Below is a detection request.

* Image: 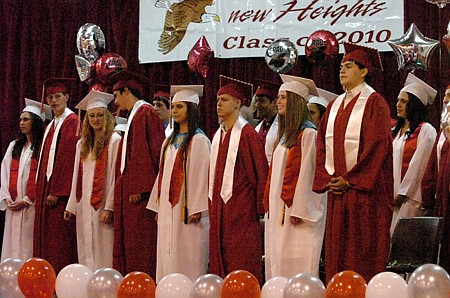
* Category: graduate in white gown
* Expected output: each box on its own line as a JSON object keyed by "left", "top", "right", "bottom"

{"left": 390, "top": 73, "right": 437, "bottom": 235}
{"left": 65, "top": 91, "right": 121, "bottom": 271}
{"left": 264, "top": 75, "right": 326, "bottom": 279}
{"left": 1, "top": 99, "right": 49, "bottom": 261}
{"left": 148, "top": 85, "right": 210, "bottom": 283}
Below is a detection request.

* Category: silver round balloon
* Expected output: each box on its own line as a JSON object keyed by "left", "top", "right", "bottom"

{"left": 265, "top": 38, "right": 298, "bottom": 74}
{"left": 87, "top": 267, "right": 123, "bottom": 298}
{"left": 76, "top": 23, "right": 106, "bottom": 63}
{"left": 284, "top": 273, "right": 326, "bottom": 298}
{"left": 0, "top": 258, "right": 25, "bottom": 298}
{"left": 192, "top": 274, "right": 223, "bottom": 298}
{"left": 407, "top": 264, "right": 450, "bottom": 298}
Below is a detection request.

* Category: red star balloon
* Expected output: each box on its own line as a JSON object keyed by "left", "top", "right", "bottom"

{"left": 187, "top": 35, "right": 214, "bottom": 78}
{"left": 388, "top": 23, "right": 439, "bottom": 71}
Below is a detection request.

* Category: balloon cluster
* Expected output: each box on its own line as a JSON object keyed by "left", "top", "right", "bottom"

{"left": 3, "top": 260, "right": 450, "bottom": 297}
{"left": 388, "top": 23, "right": 439, "bottom": 72}
{"left": 187, "top": 35, "right": 214, "bottom": 79}
{"left": 75, "top": 23, "right": 128, "bottom": 90}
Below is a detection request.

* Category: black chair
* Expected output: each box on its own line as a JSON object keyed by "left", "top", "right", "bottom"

{"left": 387, "top": 217, "right": 443, "bottom": 280}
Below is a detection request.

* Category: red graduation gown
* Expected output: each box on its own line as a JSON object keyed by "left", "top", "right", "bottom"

{"left": 208, "top": 124, "right": 268, "bottom": 285}
{"left": 422, "top": 132, "right": 450, "bottom": 271}
{"left": 33, "top": 113, "right": 79, "bottom": 274}
{"left": 113, "top": 105, "right": 164, "bottom": 279}
{"left": 313, "top": 92, "right": 393, "bottom": 283}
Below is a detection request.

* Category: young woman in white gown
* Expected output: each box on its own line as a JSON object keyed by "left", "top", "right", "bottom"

{"left": 65, "top": 91, "right": 121, "bottom": 271}
{"left": 148, "top": 85, "right": 210, "bottom": 283}
{"left": 1, "top": 99, "right": 48, "bottom": 261}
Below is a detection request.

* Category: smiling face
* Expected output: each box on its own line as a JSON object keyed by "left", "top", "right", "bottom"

{"left": 87, "top": 107, "right": 105, "bottom": 131}
{"left": 276, "top": 90, "right": 288, "bottom": 116}
{"left": 396, "top": 91, "right": 409, "bottom": 119}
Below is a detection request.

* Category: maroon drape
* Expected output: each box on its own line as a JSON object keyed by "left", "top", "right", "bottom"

{"left": 1, "top": 0, "right": 449, "bottom": 156}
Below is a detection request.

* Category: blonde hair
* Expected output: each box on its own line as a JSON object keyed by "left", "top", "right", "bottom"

{"left": 80, "top": 108, "right": 115, "bottom": 160}
{"left": 276, "top": 91, "right": 312, "bottom": 148}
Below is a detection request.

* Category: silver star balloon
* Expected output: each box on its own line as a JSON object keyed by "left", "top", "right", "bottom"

{"left": 388, "top": 23, "right": 439, "bottom": 71}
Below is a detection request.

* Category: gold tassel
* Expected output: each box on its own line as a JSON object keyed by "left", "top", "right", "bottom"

{"left": 280, "top": 204, "right": 285, "bottom": 226}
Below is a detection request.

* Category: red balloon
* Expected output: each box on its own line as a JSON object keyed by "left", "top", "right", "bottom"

{"left": 18, "top": 258, "right": 56, "bottom": 298}
{"left": 95, "top": 53, "right": 128, "bottom": 84}
{"left": 305, "top": 30, "right": 339, "bottom": 65}
{"left": 89, "top": 83, "right": 106, "bottom": 92}
{"left": 221, "top": 270, "right": 260, "bottom": 298}
{"left": 187, "top": 35, "right": 214, "bottom": 78}
{"left": 326, "top": 270, "right": 367, "bottom": 298}
{"left": 117, "top": 271, "right": 156, "bottom": 298}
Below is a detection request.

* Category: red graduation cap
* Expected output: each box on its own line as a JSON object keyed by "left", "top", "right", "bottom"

{"left": 254, "top": 78, "right": 280, "bottom": 100}
{"left": 342, "top": 42, "right": 383, "bottom": 73}
{"left": 217, "top": 75, "right": 254, "bottom": 107}
{"left": 109, "top": 69, "right": 150, "bottom": 98}
{"left": 152, "top": 84, "right": 171, "bottom": 100}
{"left": 39, "top": 77, "right": 75, "bottom": 96}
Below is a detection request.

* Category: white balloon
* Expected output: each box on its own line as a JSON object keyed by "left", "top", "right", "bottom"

{"left": 260, "top": 276, "right": 288, "bottom": 298}
{"left": 56, "top": 264, "right": 93, "bottom": 298}
{"left": 407, "top": 264, "right": 450, "bottom": 298}
{"left": 156, "top": 273, "right": 193, "bottom": 298}
{"left": 284, "top": 273, "right": 326, "bottom": 298}
{"left": 366, "top": 272, "right": 407, "bottom": 298}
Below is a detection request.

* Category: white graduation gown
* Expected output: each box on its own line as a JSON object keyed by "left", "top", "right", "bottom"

{"left": 66, "top": 132, "right": 121, "bottom": 271}
{"left": 390, "top": 122, "right": 437, "bottom": 235}
{"left": 148, "top": 133, "right": 210, "bottom": 283}
{"left": 1, "top": 141, "right": 35, "bottom": 261}
{"left": 265, "top": 128, "right": 326, "bottom": 279}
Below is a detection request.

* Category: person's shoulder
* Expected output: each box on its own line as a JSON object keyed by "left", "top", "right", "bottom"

{"left": 110, "top": 131, "right": 122, "bottom": 142}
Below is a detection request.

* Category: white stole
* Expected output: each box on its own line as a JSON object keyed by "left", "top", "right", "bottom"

{"left": 209, "top": 116, "right": 247, "bottom": 204}
{"left": 437, "top": 132, "right": 445, "bottom": 172}
{"left": 325, "top": 84, "right": 374, "bottom": 175}
{"left": 120, "top": 100, "right": 149, "bottom": 173}
{"left": 39, "top": 108, "right": 74, "bottom": 181}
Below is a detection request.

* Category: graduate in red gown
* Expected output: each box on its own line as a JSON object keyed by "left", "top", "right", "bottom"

{"left": 33, "top": 78, "right": 79, "bottom": 273}
{"left": 110, "top": 70, "right": 165, "bottom": 278}
{"left": 422, "top": 84, "right": 450, "bottom": 272}
{"left": 313, "top": 43, "right": 393, "bottom": 283}
{"left": 209, "top": 77, "right": 268, "bottom": 285}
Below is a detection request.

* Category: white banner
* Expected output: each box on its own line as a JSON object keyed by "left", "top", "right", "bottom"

{"left": 139, "top": 0, "right": 404, "bottom": 64}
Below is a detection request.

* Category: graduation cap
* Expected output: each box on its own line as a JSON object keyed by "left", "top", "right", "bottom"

{"left": 279, "top": 74, "right": 318, "bottom": 99}
{"left": 114, "top": 116, "right": 128, "bottom": 133}
{"left": 109, "top": 69, "right": 150, "bottom": 98}
{"left": 254, "top": 79, "right": 280, "bottom": 100}
{"left": 342, "top": 42, "right": 383, "bottom": 73}
{"left": 75, "top": 90, "right": 115, "bottom": 111}
{"left": 24, "top": 98, "right": 52, "bottom": 121}
{"left": 308, "top": 88, "right": 337, "bottom": 108}
{"left": 39, "top": 77, "right": 75, "bottom": 97}
{"left": 217, "top": 75, "right": 254, "bottom": 107}
{"left": 153, "top": 84, "right": 171, "bottom": 99}
{"left": 170, "top": 85, "right": 204, "bottom": 105}
{"left": 400, "top": 73, "right": 437, "bottom": 106}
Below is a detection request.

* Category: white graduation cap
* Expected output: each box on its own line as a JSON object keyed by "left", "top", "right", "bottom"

{"left": 170, "top": 85, "right": 204, "bottom": 105}
{"left": 23, "top": 98, "right": 52, "bottom": 121}
{"left": 400, "top": 73, "right": 437, "bottom": 106}
{"left": 114, "top": 116, "right": 128, "bottom": 133}
{"left": 308, "top": 88, "right": 338, "bottom": 108}
{"left": 75, "top": 90, "right": 114, "bottom": 111}
{"left": 279, "top": 74, "right": 318, "bottom": 99}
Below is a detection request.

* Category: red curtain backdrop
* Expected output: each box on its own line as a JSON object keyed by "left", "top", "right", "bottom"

{"left": 1, "top": 0, "right": 449, "bottom": 154}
